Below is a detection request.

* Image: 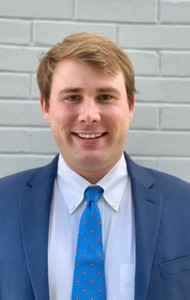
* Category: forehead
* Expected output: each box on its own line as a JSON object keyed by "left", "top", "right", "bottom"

{"left": 52, "top": 58, "right": 125, "bottom": 88}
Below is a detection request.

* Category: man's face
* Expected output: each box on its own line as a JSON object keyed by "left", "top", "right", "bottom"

{"left": 41, "top": 58, "right": 135, "bottom": 182}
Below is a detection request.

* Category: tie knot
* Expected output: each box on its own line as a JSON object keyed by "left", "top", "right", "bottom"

{"left": 84, "top": 185, "right": 104, "bottom": 203}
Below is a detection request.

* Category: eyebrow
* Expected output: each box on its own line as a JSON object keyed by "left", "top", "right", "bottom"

{"left": 96, "top": 87, "right": 120, "bottom": 95}
{"left": 58, "top": 88, "right": 84, "bottom": 96}
{"left": 58, "top": 86, "right": 120, "bottom": 96}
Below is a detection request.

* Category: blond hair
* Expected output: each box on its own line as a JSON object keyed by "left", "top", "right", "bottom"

{"left": 37, "top": 32, "right": 135, "bottom": 107}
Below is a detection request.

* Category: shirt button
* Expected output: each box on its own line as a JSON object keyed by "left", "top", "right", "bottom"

{"left": 70, "top": 204, "right": 75, "bottom": 211}
{"left": 111, "top": 202, "right": 118, "bottom": 209}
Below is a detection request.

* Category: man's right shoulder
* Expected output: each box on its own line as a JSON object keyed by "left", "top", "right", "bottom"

{"left": 0, "top": 167, "right": 43, "bottom": 193}
{"left": 0, "top": 155, "right": 59, "bottom": 194}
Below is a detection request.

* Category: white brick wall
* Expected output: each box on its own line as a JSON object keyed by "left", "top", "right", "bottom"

{"left": 0, "top": 0, "right": 190, "bottom": 182}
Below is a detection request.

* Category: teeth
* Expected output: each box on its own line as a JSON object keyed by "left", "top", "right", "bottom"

{"left": 77, "top": 133, "right": 102, "bottom": 139}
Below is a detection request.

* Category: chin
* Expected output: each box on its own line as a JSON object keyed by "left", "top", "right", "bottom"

{"left": 76, "top": 155, "right": 106, "bottom": 168}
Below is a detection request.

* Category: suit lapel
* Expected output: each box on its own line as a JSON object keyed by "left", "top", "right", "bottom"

{"left": 18, "top": 156, "right": 58, "bottom": 300}
{"left": 125, "top": 153, "right": 163, "bottom": 300}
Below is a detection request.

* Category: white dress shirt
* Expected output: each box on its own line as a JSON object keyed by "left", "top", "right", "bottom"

{"left": 48, "top": 154, "right": 135, "bottom": 300}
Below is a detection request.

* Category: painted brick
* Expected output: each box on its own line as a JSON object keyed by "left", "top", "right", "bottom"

{"left": 34, "top": 21, "right": 116, "bottom": 46}
{"left": 126, "top": 50, "right": 159, "bottom": 76}
{"left": 0, "top": 0, "right": 73, "bottom": 19}
{"left": 136, "top": 78, "right": 190, "bottom": 102}
{"left": 32, "top": 75, "right": 40, "bottom": 99}
{"left": 0, "top": 19, "right": 30, "bottom": 44}
{"left": 161, "top": 51, "right": 190, "bottom": 76}
{"left": 126, "top": 132, "right": 190, "bottom": 156}
{"left": 161, "top": 1, "right": 190, "bottom": 24}
{"left": 158, "top": 158, "right": 190, "bottom": 182}
{"left": 0, "top": 155, "right": 54, "bottom": 178}
{"left": 0, "top": 129, "right": 29, "bottom": 152}
{"left": 0, "top": 46, "right": 44, "bottom": 72}
{"left": 76, "top": 0, "right": 156, "bottom": 23}
{"left": 160, "top": 106, "right": 190, "bottom": 130}
{"left": 131, "top": 105, "right": 159, "bottom": 129}
{"left": 118, "top": 25, "right": 190, "bottom": 49}
{"left": 0, "top": 101, "right": 45, "bottom": 126}
{"left": 29, "top": 129, "right": 58, "bottom": 154}
{"left": 0, "top": 74, "right": 30, "bottom": 98}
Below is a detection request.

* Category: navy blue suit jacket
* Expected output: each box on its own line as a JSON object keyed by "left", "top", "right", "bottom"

{"left": 0, "top": 153, "right": 190, "bottom": 300}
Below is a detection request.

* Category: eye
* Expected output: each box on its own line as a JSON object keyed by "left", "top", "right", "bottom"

{"left": 98, "top": 94, "right": 113, "bottom": 101}
{"left": 66, "top": 95, "right": 81, "bottom": 102}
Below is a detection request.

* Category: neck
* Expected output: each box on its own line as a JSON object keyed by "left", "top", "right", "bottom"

{"left": 68, "top": 160, "right": 121, "bottom": 184}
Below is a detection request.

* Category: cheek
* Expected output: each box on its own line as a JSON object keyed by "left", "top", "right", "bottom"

{"left": 51, "top": 107, "right": 71, "bottom": 124}
{"left": 111, "top": 107, "right": 130, "bottom": 124}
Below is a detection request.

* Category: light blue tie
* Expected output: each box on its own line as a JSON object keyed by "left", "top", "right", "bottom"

{"left": 72, "top": 185, "right": 106, "bottom": 300}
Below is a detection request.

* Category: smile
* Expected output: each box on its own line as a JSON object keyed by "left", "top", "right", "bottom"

{"left": 76, "top": 133, "right": 104, "bottom": 139}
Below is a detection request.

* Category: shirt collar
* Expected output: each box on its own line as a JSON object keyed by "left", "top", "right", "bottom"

{"left": 98, "top": 155, "right": 128, "bottom": 212}
{"left": 57, "top": 154, "right": 128, "bottom": 214}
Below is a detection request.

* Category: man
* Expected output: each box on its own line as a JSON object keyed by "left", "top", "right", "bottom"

{"left": 0, "top": 32, "right": 190, "bottom": 300}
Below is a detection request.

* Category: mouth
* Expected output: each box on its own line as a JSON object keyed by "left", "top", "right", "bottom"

{"left": 73, "top": 133, "right": 106, "bottom": 139}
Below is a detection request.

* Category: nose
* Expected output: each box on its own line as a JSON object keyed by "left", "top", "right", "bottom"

{"left": 78, "top": 99, "right": 101, "bottom": 124}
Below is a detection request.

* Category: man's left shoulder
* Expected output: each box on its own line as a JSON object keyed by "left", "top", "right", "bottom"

{"left": 125, "top": 152, "right": 190, "bottom": 195}
{"left": 144, "top": 167, "right": 190, "bottom": 201}
{"left": 150, "top": 167, "right": 189, "bottom": 188}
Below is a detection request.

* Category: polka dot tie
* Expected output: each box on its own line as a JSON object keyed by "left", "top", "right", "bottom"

{"left": 71, "top": 185, "right": 106, "bottom": 300}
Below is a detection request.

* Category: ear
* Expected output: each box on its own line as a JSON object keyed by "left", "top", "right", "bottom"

{"left": 129, "top": 94, "right": 135, "bottom": 122}
{"left": 40, "top": 96, "right": 50, "bottom": 124}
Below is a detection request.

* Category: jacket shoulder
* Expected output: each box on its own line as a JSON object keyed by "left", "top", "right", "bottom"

{"left": 0, "top": 167, "right": 44, "bottom": 192}
{"left": 124, "top": 152, "right": 190, "bottom": 195}
{"left": 0, "top": 155, "right": 59, "bottom": 193}
{"left": 146, "top": 167, "right": 190, "bottom": 193}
